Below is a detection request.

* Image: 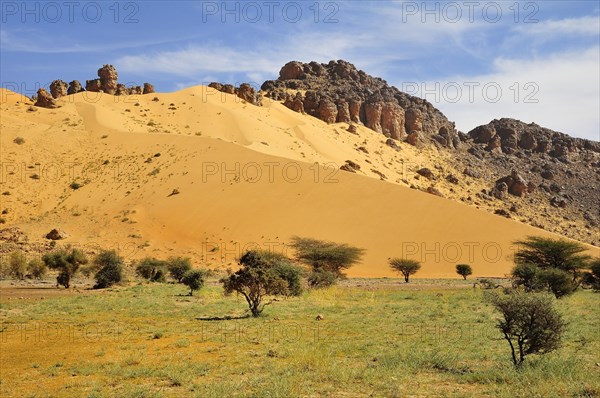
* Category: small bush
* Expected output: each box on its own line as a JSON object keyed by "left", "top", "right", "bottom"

{"left": 70, "top": 182, "right": 82, "bottom": 190}
{"left": 181, "top": 269, "right": 206, "bottom": 296}
{"left": 456, "top": 264, "right": 473, "bottom": 280}
{"left": 135, "top": 257, "right": 166, "bottom": 282}
{"left": 487, "top": 291, "right": 565, "bottom": 366}
{"left": 582, "top": 258, "right": 600, "bottom": 291}
{"left": 512, "top": 263, "right": 577, "bottom": 298}
{"left": 538, "top": 268, "right": 577, "bottom": 298}
{"left": 166, "top": 257, "right": 192, "bottom": 282}
{"left": 93, "top": 250, "right": 124, "bottom": 289}
{"left": 307, "top": 268, "right": 337, "bottom": 288}
{"left": 13, "top": 137, "right": 25, "bottom": 145}
{"left": 9, "top": 251, "right": 27, "bottom": 280}
{"left": 43, "top": 248, "right": 88, "bottom": 288}
{"left": 27, "top": 259, "right": 47, "bottom": 279}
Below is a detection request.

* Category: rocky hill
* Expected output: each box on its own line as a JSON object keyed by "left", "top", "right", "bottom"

{"left": 20, "top": 61, "right": 600, "bottom": 247}
{"left": 257, "top": 60, "right": 600, "bottom": 245}
{"left": 261, "top": 60, "right": 460, "bottom": 148}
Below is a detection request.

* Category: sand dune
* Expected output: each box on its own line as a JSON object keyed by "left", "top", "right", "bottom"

{"left": 1, "top": 87, "right": 597, "bottom": 278}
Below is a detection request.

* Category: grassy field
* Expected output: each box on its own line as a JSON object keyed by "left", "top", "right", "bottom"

{"left": 1, "top": 279, "right": 599, "bottom": 397}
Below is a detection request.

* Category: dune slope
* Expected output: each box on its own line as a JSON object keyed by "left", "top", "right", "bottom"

{"left": 1, "top": 87, "right": 597, "bottom": 277}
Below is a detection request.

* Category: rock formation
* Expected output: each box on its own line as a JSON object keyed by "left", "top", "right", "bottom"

{"left": 49, "top": 65, "right": 155, "bottom": 97}
{"left": 67, "top": 80, "right": 84, "bottom": 95}
{"left": 143, "top": 83, "right": 155, "bottom": 94}
{"left": 467, "top": 118, "right": 600, "bottom": 157}
{"left": 34, "top": 88, "right": 59, "bottom": 108}
{"left": 262, "top": 60, "right": 457, "bottom": 147}
{"left": 97, "top": 64, "right": 118, "bottom": 95}
{"left": 49, "top": 80, "right": 67, "bottom": 99}
{"left": 209, "top": 82, "right": 262, "bottom": 106}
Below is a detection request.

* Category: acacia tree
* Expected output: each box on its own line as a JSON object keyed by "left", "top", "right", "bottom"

{"left": 512, "top": 236, "right": 590, "bottom": 298}
{"left": 182, "top": 269, "right": 205, "bottom": 296}
{"left": 43, "top": 248, "right": 88, "bottom": 288}
{"left": 514, "top": 236, "right": 589, "bottom": 280}
{"left": 221, "top": 250, "right": 302, "bottom": 317}
{"left": 167, "top": 257, "right": 192, "bottom": 282}
{"left": 488, "top": 291, "right": 565, "bottom": 366}
{"left": 456, "top": 264, "right": 473, "bottom": 280}
{"left": 389, "top": 258, "right": 421, "bottom": 283}
{"left": 290, "top": 236, "right": 365, "bottom": 283}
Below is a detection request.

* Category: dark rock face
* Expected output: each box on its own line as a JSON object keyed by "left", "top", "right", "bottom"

{"left": 67, "top": 80, "right": 84, "bottom": 95}
{"left": 49, "top": 80, "right": 67, "bottom": 99}
{"left": 262, "top": 60, "right": 457, "bottom": 147}
{"left": 417, "top": 168, "right": 434, "bottom": 179}
{"left": 468, "top": 118, "right": 600, "bottom": 156}
{"left": 284, "top": 92, "right": 305, "bottom": 113}
{"left": 496, "top": 170, "right": 529, "bottom": 197}
{"left": 34, "top": 88, "right": 59, "bottom": 108}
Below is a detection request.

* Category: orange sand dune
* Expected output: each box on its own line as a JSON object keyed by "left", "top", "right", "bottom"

{"left": 1, "top": 88, "right": 597, "bottom": 278}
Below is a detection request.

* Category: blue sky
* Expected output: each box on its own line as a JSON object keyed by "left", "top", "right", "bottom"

{"left": 1, "top": 1, "right": 599, "bottom": 140}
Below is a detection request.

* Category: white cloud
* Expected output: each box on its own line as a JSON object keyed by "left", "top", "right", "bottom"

{"left": 404, "top": 47, "right": 600, "bottom": 140}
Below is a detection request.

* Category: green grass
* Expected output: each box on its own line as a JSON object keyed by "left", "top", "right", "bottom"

{"left": 0, "top": 281, "right": 598, "bottom": 397}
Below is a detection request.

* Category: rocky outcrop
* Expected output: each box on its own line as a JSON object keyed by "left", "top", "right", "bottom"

{"left": 143, "top": 83, "right": 155, "bottom": 94}
{"left": 53, "top": 65, "right": 154, "bottom": 97}
{"left": 262, "top": 60, "right": 457, "bottom": 147}
{"left": 50, "top": 80, "right": 67, "bottom": 99}
{"left": 67, "top": 80, "right": 84, "bottom": 95}
{"left": 85, "top": 78, "right": 101, "bottom": 92}
{"left": 97, "top": 64, "right": 118, "bottom": 95}
{"left": 468, "top": 118, "right": 600, "bottom": 156}
{"left": 236, "top": 83, "right": 262, "bottom": 106}
{"left": 284, "top": 92, "right": 305, "bottom": 113}
{"left": 209, "top": 82, "right": 262, "bottom": 106}
{"left": 496, "top": 170, "right": 529, "bottom": 197}
{"left": 34, "top": 88, "right": 59, "bottom": 108}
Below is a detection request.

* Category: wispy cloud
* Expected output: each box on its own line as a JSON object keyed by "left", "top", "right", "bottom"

{"left": 0, "top": 29, "right": 192, "bottom": 54}
{"left": 513, "top": 15, "right": 600, "bottom": 37}
{"left": 412, "top": 46, "right": 600, "bottom": 140}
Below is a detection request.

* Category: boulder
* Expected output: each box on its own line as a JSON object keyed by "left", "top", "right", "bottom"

{"left": 34, "top": 89, "right": 59, "bottom": 108}
{"left": 46, "top": 229, "right": 68, "bottom": 240}
{"left": 279, "top": 61, "right": 305, "bottom": 80}
{"left": 67, "top": 80, "right": 84, "bottom": 95}
{"left": 143, "top": 83, "right": 155, "bottom": 94}
{"left": 49, "top": 80, "right": 67, "bottom": 99}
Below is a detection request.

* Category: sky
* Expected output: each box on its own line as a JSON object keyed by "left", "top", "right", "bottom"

{"left": 1, "top": 1, "right": 599, "bottom": 140}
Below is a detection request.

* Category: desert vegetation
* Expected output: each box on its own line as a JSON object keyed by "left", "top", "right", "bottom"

{"left": 0, "top": 235, "right": 598, "bottom": 396}
{"left": 389, "top": 258, "right": 421, "bottom": 282}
